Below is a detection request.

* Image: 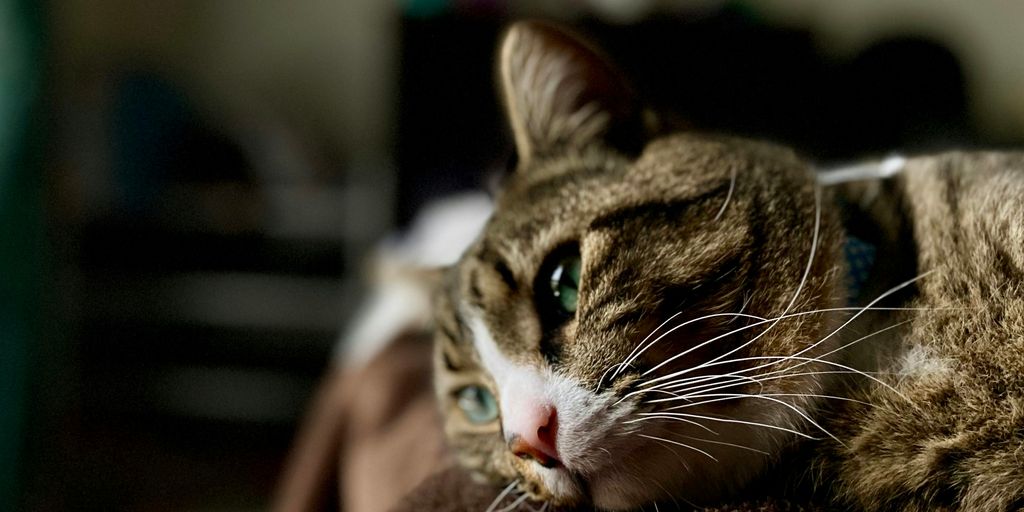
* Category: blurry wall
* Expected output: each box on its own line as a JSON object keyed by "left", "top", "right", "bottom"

{"left": 756, "top": 0, "right": 1024, "bottom": 142}
{"left": 1, "top": 1, "right": 42, "bottom": 510}
{"left": 29, "top": 1, "right": 402, "bottom": 511}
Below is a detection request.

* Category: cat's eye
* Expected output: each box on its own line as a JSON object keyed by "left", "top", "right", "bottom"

{"left": 549, "top": 253, "right": 582, "bottom": 314}
{"left": 456, "top": 385, "right": 499, "bottom": 424}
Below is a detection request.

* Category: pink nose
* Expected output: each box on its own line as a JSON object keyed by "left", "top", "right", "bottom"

{"left": 506, "top": 404, "right": 560, "bottom": 467}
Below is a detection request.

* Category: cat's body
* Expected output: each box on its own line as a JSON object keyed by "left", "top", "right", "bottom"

{"left": 432, "top": 21, "right": 1024, "bottom": 511}
{"left": 823, "top": 153, "right": 1024, "bottom": 510}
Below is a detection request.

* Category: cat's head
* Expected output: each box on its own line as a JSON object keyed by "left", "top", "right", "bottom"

{"left": 433, "top": 21, "right": 846, "bottom": 509}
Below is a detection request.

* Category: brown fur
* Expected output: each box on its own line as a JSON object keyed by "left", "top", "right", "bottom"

{"left": 821, "top": 153, "right": 1024, "bottom": 511}
{"left": 433, "top": 21, "right": 1024, "bottom": 511}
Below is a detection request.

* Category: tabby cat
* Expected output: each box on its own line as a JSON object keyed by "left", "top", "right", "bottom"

{"left": 432, "top": 21, "right": 1024, "bottom": 511}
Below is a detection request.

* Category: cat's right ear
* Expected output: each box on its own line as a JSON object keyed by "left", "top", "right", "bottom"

{"left": 498, "top": 21, "right": 645, "bottom": 168}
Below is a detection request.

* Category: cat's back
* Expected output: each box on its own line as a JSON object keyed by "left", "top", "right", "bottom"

{"left": 900, "top": 151, "right": 1024, "bottom": 299}
{"left": 829, "top": 150, "right": 1024, "bottom": 511}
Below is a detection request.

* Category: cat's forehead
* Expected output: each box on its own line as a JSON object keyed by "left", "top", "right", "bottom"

{"left": 483, "top": 135, "right": 754, "bottom": 253}
{"left": 500, "top": 134, "right": 758, "bottom": 203}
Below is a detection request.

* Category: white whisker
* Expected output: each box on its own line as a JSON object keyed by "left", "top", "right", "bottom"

{"left": 662, "top": 187, "right": 820, "bottom": 390}
{"left": 645, "top": 317, "right": 915, "bottom": 398}
{"left": 783, "top": 186, "right": 821, "bottom": 314}
{"left": 627, "top": 414, "right": 720, "bottom": 435}
{"left": 485, "top": 480, "right": 519, "bottom": 512}
{"left": 633, "top": 412, "right": 817, "bottom": 439}
{"left": 637, "top": 292, "right": 935, "bottom": 393}
{"left": 714, "top": 166, "right": 738, "bottom": 222}
{"left": 639, "top": 434, "right": 718, "bottom": 462}
{"left": 496, "top": 492, "right": 530, "bottom": 512}
{"left": 685, "top": 275, "right": 934, "bottom": 403}
{"left": 653, "top": 392, "right": 846, "bottom": 445}
{"left": 709, "top": 393, "right": 838, "bottom": 444}
{"left": 654, "top": 373, "right": 765, "bottom": 396}
{"left": 662, "top": 369, "right": 876, "bottom": 396}
{"left": 664, "top": 391, "right": 870, "bottom": 407}
{"left": 766, "top": 272, "right": 936, "bottom": 390}
{"left": 609, "top": 310, "right": 687, "bottom": 383}
{"left": 676, "top": 433, "right": 770, "bottom": 455}
{"left": 664, "top": 354, "right": 877, "bottom": 388}
{"left": 613, "top": 311, "right": 766, "bottom": 385}
{"left": 643, "top": 187, "right": 820, "bottom": 392}
{"left": 758, "top": 319, "right": 913, "bottom": 381}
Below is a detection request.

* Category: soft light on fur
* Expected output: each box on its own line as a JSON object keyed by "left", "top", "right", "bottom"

{"left": 433, "top": 21, "right": 1024, "bottom": 511}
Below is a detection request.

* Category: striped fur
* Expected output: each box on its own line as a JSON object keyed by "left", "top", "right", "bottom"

{"left": 433, "top": 21, "right": 1024, "bottom": 511}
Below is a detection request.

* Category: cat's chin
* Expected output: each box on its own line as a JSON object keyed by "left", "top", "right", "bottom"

{"left": 588, "top": 480, "right": 650, "bottom": 511}
{"left": 528, "top": 465, "right": 586, "bottom": 506}
{"left": 585, "top": 468, "right": 689, "bottom": 511}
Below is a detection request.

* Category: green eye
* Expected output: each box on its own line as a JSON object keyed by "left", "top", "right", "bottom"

{"left": 456, "top": 385, "right": 499, "bottom": 424}
{"left": 549, "top": 254, "right": 581, "bottom": 314}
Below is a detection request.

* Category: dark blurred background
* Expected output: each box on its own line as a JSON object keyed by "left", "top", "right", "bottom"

{"left": 2, "top": 0, "right": 1023, "bottom": 510}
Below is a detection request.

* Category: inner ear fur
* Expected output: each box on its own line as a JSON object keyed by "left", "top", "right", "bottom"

{"left": 498, "top": 21, "right": 645, "bottom": 167}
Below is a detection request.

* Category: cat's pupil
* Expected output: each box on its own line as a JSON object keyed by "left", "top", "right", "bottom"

{"left": 456, "top": 385, "right": 499, "bottom": 424}
{"left": 549, "top": 254, "right": 581, "bottom": 314}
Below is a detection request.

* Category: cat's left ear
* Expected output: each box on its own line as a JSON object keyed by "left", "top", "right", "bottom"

{"left": 498, "top": 21, "right": 645, "bottom": 167}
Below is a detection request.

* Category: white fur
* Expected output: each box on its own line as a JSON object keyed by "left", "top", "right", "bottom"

{"left": 899, "top": 344, "right": 952, "bottom": 379}
{"left": 467, "top": 312, "right": 626, "bottom": 498}
{"left": 817, "top": 155, "right": 906, "bottom": 186}
{"left": 337, "top": 193, "right": 492, "bottom": 367}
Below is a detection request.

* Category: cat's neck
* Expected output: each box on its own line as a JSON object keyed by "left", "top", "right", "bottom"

{"left": 826, "top": 172, "right": 920, "bottom": 371}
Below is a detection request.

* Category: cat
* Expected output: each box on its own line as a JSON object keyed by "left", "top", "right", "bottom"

{"left": 432, "top": 20, "right": 1024, "bottom": 511}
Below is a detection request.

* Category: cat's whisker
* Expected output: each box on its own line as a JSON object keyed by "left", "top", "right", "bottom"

{"left": 611, "top": 311, "right": 767, "bottom": 385}
{"left": 658, "top": 322, "right": 914, "bottom": 398}
{"left": 761, "top": 272, "right": 937, "bottom": 392}
{"left": 755, "top": 320, "right": 913, "bottom": 383}
{"left": 638, "top": 434, "right": 718, "bottom": 462}
{"left": 642, "top": 388, "right": 687, "bottom": 400}
{"left": 714, "top": 165, "right": 738, "bottom": 222}
{"left": 609, "top": 310, "right": 687, "bottom": 383}
{"left": 630, "top": 412, "right": 818, "bottom": 440}
{"left": 661, "top": 369, "right": 875, "bottom": 397}
{"left": 653, "top": 373, "right": 765, "bottom": 396}
{"left": 628, "top": 414, "right": 720, "bottom": 435}
{"left": 784, "top": 185, "right": 821, "bottom": 314}
{"left": 675, "top": 433, "right": 770, "bottom": 456}
{"left": 619, "top": 308, "right": 904, "bottom": 406}
{"left": 637, "top": 434, "right": 694, "bottom": 476}
{"left": 658, "top": 392, "right": 845, "bottom": 446}
{"left": 596, "top": 363, "right": 626, "bottom": 393}
{"left": 484, "top": 480, "right": 520, "bottom": 512}
{"left": 522, "top": 501, "right": 547, "bottom": 512}
{"left": 735, "top": 291, "right": 753, "bottom": 320}
{"left": 637, "top": 289, "right": 936, "bottom": 391}
{"left": 704, "top": 185, "right": 820, "bottom": 374}
{"left": 635, "top": 203, "right": 928, "bottom": 406}
{"left": 636, "top": 308, "right": 838, "bottom": 384}
{"left": 662, "top": 354, "right": 877, "bottom": 387}
{"left": 495, "top": 492, "right": 530, "bottom": 512}
{"left": 647, "top": 317, "right": 915, "bottom": 397}
{"left": 661, "top": 392, "right": 871, "bottom": 408}
{"left": 655, "top": 353, "right": 899, "bottom": 404}
{"left": 623, "top": 297, "right": 933, "bottom": 400}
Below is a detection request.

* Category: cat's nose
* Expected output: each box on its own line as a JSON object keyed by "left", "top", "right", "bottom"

{"left": 506, "top": 404, "right": 560, "bottom": 467}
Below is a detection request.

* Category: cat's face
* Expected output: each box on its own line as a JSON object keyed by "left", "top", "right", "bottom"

{"left": 433, "top": 22, "right": 846, "bottom": 509}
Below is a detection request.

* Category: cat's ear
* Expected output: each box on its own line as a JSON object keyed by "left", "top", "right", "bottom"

{"left": 498, "top": 21, "right": 644, "bottom": 167}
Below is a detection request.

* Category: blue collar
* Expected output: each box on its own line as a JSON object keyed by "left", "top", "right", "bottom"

{"left": 844, "top": 235, "right": 876, "bottom": 304}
